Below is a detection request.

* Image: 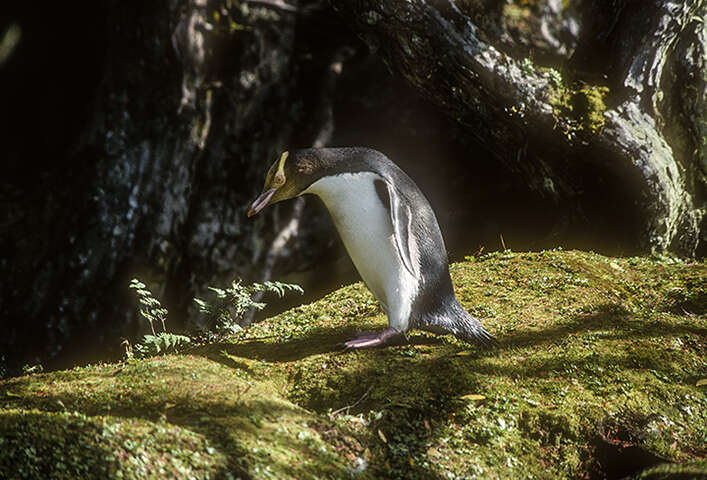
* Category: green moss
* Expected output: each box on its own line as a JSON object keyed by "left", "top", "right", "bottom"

{"left": 0, "top": 356, "right": 357, "bottom": 479}
{"left": 578, "top": 85, "right": 610, "bottom": 133}
{"left": 550, "top": 83, "right": 610, "bottom": 136}
{"left": 1, "top": 250, "right": 705, "bottom": 479}
{"left": 0, "top": 409, "right": 225, "bottom": 480}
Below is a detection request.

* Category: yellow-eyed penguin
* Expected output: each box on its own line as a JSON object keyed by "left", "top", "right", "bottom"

{"left": 247, "top": 147, "right": 494, "bottom": 349}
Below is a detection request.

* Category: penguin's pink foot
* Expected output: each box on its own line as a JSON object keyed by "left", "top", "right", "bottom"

{"left": 343, "top": 327, "right": 405, "bottom": 349}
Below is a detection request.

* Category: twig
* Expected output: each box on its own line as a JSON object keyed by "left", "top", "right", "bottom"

{"left": 331, "top": 385, "right": 373, "bottom": 416}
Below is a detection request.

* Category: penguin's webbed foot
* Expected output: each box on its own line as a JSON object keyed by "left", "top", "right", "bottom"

{"left": 343, "top": 327, "right": 405, "bottom": 349}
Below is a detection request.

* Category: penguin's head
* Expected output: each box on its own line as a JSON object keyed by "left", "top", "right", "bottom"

{"left": 247, "top": 150, "right": 323, "bottom": 217}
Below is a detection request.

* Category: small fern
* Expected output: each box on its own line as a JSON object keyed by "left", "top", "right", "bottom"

{"left": 129, "top": 278, "right": 190, "bottom": 358}
{"left": 129, "top": 279, "right": 168, "bottom": 335}
{"left": 194, "top": 280, "right": 303, "bottom": 336}
{"left": 134, "top": 333, "right": 192, "bottom": 358}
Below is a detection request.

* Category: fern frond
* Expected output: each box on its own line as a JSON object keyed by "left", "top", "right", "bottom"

{"left": 193, "top": 278, "right": 302, "bottom": 338}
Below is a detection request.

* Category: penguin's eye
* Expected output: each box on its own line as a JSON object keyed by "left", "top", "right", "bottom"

{"left": 273, "top": 174, "right": 286, "bottom": 187}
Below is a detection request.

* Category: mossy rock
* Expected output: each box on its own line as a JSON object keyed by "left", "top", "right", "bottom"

{"left": 1, "top": 250, "right": 705, "bottom": 479}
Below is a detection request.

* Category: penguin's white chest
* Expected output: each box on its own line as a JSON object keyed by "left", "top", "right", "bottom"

{"left": 303, "top": 172, "right": 417, "bottom": 330}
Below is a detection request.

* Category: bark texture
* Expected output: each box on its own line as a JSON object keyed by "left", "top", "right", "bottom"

{"left": 1, "top": 0, "right": 326, "bottom": 370}
{"left": 331, "top": 0, "right": 706, "bottom": 254}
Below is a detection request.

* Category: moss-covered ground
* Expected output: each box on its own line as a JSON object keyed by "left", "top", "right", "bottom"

{"left": 1, "top": 250, "right": 705, "bottom": 479}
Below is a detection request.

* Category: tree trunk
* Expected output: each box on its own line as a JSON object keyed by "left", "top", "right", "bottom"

{"left": 0, "top": 0, "right": 335, "bottom": 372}
{"left": 330, "top": 0, "right": 706, "bottom": 255}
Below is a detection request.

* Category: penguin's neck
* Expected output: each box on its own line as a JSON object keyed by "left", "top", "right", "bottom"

{"left": 303, "top": 171, "right": 384, "bottom": 229}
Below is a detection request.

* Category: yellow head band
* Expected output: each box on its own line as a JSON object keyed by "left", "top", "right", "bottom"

{"left": 276, "top": 151, "right": 289, "bottom": 177}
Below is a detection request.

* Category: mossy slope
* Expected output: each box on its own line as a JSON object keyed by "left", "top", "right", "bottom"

{"left": 1, "top": 250, "right": 705, "bottom": 479}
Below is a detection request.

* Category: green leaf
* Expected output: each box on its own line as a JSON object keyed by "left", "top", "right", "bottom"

{"left": 208, "top": 287, "right": 227, "bottom": 297}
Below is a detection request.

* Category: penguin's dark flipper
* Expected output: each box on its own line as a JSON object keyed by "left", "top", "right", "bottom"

{"left": 343, "top": 328, "right": 406, "bottom": 349}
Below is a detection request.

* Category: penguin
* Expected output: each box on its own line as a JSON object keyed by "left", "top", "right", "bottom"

{"left": 247, "top": 147, "right": 494, "bottom": 349}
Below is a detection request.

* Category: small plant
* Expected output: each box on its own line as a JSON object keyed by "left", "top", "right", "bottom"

{"left": 129, "top": 278, "right": 190, "bottom": 357}
{"left": 194, "top": 280, "right": 303, "bottom": 336}
{"left": 547, "top": 68, "right": 563, "bottom": 87}
{"left": 129, "top": 279, "right": 168, "bottom": 335}
{"left": 134, "top": 333, "right": 192, "bottom": 358}
{"left": 22, "top": 364, "right": 43, "bottom": 375}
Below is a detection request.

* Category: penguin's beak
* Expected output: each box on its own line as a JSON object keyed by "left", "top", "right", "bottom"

{"left": 247, "top": 187, "right": 278, "bottom": 217}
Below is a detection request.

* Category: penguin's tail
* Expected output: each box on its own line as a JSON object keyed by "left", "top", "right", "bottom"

{"left": 421, "top": 300, "right": 497, "bottom": 349}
